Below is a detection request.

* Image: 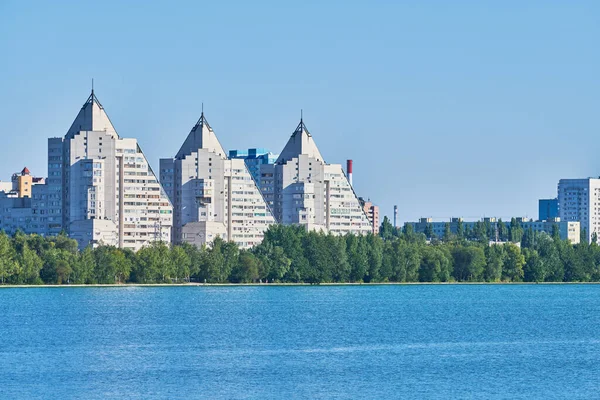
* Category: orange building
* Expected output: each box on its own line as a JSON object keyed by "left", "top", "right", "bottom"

{"left": 10, "top": 167, "right": 44, "bottom": 198}
{"left": 16, "top": 167, "right": 32, "bottom": 198}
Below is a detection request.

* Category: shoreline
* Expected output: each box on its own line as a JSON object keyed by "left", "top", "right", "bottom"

{"left": 1, "top": 281, "right": 600, "bottom": 288}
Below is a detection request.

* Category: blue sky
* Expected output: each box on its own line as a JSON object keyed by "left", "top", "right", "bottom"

{"left": 1, "top": 1, "right": 598, "bottom": 224}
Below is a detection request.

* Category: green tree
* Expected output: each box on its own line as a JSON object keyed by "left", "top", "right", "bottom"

{"left": 484, "top": 245, "right": 504, "bottom": 282}
{"left": 496, "top": 219, "right": 507, "bottom": 241}
{"left": 537, "top": 234, "right": 563, "bottom": 282}
{"left": 15, "top": 242, "right": 43, "bottom": 284}
{"left": 73, "top": 246, "right": 96, "bottom": 284}
{"left": 179, "top": 242, "right": 206, "bottom": 281}
{"left": 347, "top": 234, "right": 368, "bottom": 282}
{"left": 442, "top": 223, "right": 453, "bottom": 243}
{"left": 365, "top": 234, "right": 383, "bottom": 282}
{"left": 94, "top": 246, "right": 119, "bottom": 284}
{"left": 171, "top": 245, "right": 192, "bottom": 282}
{"left": 551, "top": 224, "right": 560, "bottom": 241}
{"left": 254, "top": 243, "right": 291, "bottom": 282}
{"left": 523, "top": 248, "right": 544, "bottom": 282}
{"left": 230, "top": 250, "right": 260, "bottom": 283}
{"left": 509, "top": 218, "right": 524, "bottom": 243}
{"left": 220, "top": 241, "right": 239, "bottom": 282}
{"left": 380, "top": 241, "right": 394, "bottom": 281}
{"left": 328, "top": 235, "right": 349, "bottom": 282}
{"left": 473, "top": 221, "right": 488, "bottom": 244}
{"left": 262, "top": 225, "right": 307, "bottom": 282}
{"left": 379, "top": 216, "right": 394, "bottom": 241}
{"left": 0, "top": 232, "right": 18, "bottom": 284}
{"left": 424, "top": 223, "right": 434, "bottom": 240}
{"left": 301, "top": 231, "right": 330, "bottom": 283}
{"left": 113, "top": 249, "right": 132, "bottom": 283}
{"left": 451, "top": 245, "right": 485, "bottom": 281}
{"left": 456, "top": 220, "right": 464, "bottom": 240}
{"left": 419, "top": 246, "right": 452, "bottom": 282}
{"left": 404, "top": 243, "right": 422, "bottom": 282}
{"left": 502, "top": 243, "right": 525, "bottom": 282}
{"left": 55, "top": 259, "right": 73, "bottom": 284}
{"left": 561, "top": 241, "right": 591, "bottom": 282}
{"left": 580, "top": 228, "right": 588, "bottom": 245}
{"left": 40, "top": 248, "right": 75, "bottom": 284}
{"left": 52, "top": 233, "right": 79, "bottom": 254}
{"left": 134, "top": 245, "right": 162, "bottom": 283}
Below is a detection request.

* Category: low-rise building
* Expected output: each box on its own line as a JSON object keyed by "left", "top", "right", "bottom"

{"left": 539, "top": 198, "right": 559, "bottom": 221}
{"left": 0, "top": 168, "right": 49, "bottom": 236}
{"left": 404, "top": 217, "right": 580, "bottom": 244}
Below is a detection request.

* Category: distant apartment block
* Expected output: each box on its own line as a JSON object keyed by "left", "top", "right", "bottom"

{"left": 539, "top": 198, "right": 559, "bottom": 221}
{"left": 558, "top": 178, "right": 600, "bottom": 243}
{"left": 228, "top": 148, "right": 278, "bottom": 184}
{"left": 523, "top": 218, "right": 579, "bottom": 243}
{"left": 359, "top": 197, "right": 380, "bottom": 235}
{"left": 405, "top": 217, "right": 580, "bottom": 244}
{"left": 0, "top": 168, "right": 48, "bottom": 236}
{"left": 160, "top": 113, "right": 275, "bottom": 249}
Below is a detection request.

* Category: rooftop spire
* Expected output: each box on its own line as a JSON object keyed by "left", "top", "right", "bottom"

{"left": 275, "top": 116, "right": 325, "bottom": 164}
{"left": 174, "top": 110, "right": 226, "bottom": 160}
{"left": 64, "top": 89, "right": 117, "bottom": 139}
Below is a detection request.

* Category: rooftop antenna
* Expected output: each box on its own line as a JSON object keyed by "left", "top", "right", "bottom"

{"left": 202, "top": 102, "right": 204, "bottom": 116}
{"left": 300, "top": 109, "right": 303, "bottom": 123}
{"left": 91, "top": 78, "right": 94, "bottom": 96}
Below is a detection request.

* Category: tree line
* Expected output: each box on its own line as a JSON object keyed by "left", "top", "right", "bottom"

{"left": 0, "top": 218, "right": 599, "bottom": 285}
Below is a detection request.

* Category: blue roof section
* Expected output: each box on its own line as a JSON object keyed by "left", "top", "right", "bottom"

{"left": 229, "top": 148, "right": 277, "bottom": 159}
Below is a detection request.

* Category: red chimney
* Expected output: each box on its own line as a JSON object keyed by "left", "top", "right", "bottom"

{"left": 347, "top": 160, "right": 353, "bottom": 186}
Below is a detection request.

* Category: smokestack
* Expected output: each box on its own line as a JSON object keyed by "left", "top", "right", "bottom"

{"left": 394, "top": 205, "right": 398, "bottom": 228}
{"left": 347, "top": 159, "right": 353, "bottom": 186}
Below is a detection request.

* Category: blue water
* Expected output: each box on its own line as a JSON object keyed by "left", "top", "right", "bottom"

{"left": 1, "top": 285, "right": 599, "bottom": 399}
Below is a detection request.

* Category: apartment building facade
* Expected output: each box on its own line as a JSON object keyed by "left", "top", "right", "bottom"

{"left": 160, "top": 112, "right": 275, "bottom": 249}
{"left": 258, "top": 119, "right": 372, "bottom": 235}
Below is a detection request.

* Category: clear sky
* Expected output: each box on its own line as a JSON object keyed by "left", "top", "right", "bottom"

{"left": 1, "top": 1, "right": 598, "bottom": 224}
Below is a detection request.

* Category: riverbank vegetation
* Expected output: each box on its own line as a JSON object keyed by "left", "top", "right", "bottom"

{"left": 1, "top": 218, "right": 600, "bottom": 285}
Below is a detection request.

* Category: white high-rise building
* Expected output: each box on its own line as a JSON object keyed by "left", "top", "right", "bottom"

{"left": 558, "top": 178, "right": 600, "bottom": 242}
{"left": 50, "top": 91, "right": 173, "bottom": 250}
{"left": 258, "top": 119, "right": 372, "bottom": 235}
{"left": 160, "top": 112, "right": 275, "bottom": 249}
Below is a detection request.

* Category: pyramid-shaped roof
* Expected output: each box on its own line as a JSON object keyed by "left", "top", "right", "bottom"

{"left": 65, "top": 91, "right": 118, "bottom": 139}
{"left": 276, "top": 119, "right": 325, "bottom": 164}
{"left": 175, "top": 112, "right": 226, "bottom": 160}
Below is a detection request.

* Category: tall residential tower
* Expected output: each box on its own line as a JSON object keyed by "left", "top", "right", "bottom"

{"left": 160, "top": 112, "right": 275, "bottom": 249}
{"left": 258, "top": 119, "right": 372, "bottom": 235}
{"left": 49, "top": 91, "right": 173, "bottom": 250}
{"left": 558, "top": 178, "right": 600, "bottom": 243}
